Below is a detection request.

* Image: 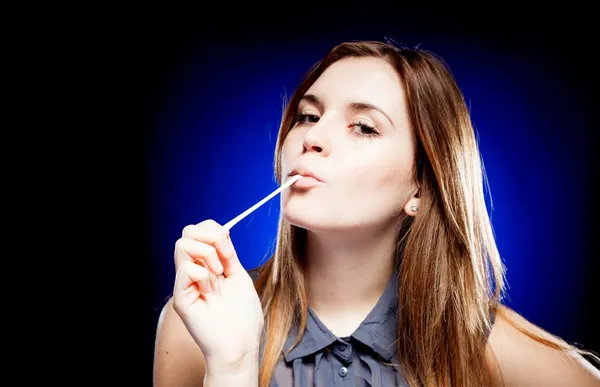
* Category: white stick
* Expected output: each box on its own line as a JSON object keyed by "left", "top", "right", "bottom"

{"left": 223, "top": 174, "right": 302, "bottom": 231}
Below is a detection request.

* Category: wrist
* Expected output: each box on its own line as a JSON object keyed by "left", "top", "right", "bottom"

{"left": 204, "top": 350, "right": 259, "bottom": 387}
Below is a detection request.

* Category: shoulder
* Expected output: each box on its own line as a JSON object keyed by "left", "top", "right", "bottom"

{"left": 485, "top": 304, "right": 600, "bottom": 387}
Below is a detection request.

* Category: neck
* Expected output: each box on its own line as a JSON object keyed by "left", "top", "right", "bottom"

{"left": 305, "top": 225, "right": 398, "bottom": 320}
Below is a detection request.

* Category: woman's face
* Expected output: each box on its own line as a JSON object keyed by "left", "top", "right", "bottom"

{"left": 280, "top": 56, "right": 418, "bottom": 233}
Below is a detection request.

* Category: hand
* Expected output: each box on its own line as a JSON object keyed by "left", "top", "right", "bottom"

{"left": 172, "top": 219, "right": 264, "bottom": 370}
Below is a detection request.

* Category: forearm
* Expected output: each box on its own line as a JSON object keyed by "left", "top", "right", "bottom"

{"left": 203, "top": 352, "right": 259, "bottom": 387}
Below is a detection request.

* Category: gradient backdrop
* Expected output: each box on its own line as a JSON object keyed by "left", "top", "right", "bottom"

{"left": 140, "top": 21, "right": 597, "bottom": 383}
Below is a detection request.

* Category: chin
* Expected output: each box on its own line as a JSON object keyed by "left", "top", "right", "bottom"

{"left": 280, "top": 200, "right": 338, "bottom": 231}
{"left": 281, "top": 204, "right": 361, "bottom": 233}
{"left": 282, "top": 199, "right": 399, "bottom": 236}
{"left": 282, "top": 208, "right": 329, "bottom": 232}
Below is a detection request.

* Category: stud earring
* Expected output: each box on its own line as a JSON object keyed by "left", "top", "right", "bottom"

{"left": 409, "top": 204, "right": 419, "bottom": 212}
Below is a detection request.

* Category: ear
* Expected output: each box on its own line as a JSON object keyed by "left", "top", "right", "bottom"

{"left": 403, "top": 189, "right": 421, "bottom": 217}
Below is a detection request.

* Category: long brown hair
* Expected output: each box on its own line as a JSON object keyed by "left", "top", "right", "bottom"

{"left": 252, "top": 40, "right": 591, "bottom": 386}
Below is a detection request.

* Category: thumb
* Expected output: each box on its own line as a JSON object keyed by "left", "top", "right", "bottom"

{"left": 221, "top": 233, "right": 245, "bottom": 277}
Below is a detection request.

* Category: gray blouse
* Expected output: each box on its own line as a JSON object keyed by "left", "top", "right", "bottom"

{"left": 250, "top": 269, "right": 410, "bottom": 386}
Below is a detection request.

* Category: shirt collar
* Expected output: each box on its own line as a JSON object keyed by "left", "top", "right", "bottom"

{"left": 283, "top": 271, "right": 399, "bottom": 362}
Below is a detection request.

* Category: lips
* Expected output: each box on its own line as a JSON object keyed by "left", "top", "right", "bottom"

{"left": 287, "top": 165, "right": 325, "bottom": 189}
{"left": 288, "top": 166, "right": 323, "bottom": 182}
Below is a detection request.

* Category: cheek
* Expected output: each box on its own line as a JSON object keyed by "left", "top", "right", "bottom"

{"left": 280, "top": 133, "right": 299, "bottom": 171}
{"left": 281, "top": 129, "right": 309, "bottom": 165}
{"left": 345, "top": 150, "right": 415, "bottom": 201}
{"left": 353, "top": 151, "right": 412, "bottom": 184}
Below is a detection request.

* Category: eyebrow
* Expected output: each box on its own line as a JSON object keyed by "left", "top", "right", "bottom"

{"left": 299, "top": 94, "right": 395, "bottom": 127}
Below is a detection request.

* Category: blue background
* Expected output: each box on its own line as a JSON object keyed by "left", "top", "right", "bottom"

{"left": 138, "top": 19, "right": 597, "bottom": 383}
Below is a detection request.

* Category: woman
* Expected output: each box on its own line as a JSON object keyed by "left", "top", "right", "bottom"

{"left": 153, "top": 40, "right": 600, "bottom": 386}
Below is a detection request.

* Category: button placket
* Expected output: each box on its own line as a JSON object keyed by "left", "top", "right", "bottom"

{"left": 332, "top": 340, "right": 352, "bottom": 362}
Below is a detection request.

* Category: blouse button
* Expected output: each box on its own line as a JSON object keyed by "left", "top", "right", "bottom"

{"left": 339, "top": 366, "right": 348, "bottom": 377}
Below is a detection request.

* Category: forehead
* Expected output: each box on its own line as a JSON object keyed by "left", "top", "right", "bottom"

{"left": 304, "top": 57, "right": 405, "bottom": 112}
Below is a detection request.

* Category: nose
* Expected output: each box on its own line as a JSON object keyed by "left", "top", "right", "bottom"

{"left": 302, "top": 122, "right": 330, "bottom": 156}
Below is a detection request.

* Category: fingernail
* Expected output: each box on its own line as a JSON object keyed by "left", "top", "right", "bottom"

{"left": 223, "top": 244, "right": 235, "bottom": 259}
{"left": 222, "top": 233, "right": 234, "bottom": 259}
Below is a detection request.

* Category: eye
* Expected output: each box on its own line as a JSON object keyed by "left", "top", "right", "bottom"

{"left": 294, "top": 113, "right": 320, "bottom": 124}
{"left": 350, "top": 120, "right": 380, "bottom": 138}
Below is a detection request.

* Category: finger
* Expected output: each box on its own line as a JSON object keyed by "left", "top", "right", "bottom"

{"left": 174, "top": 261, "right": 212, "bottom": 295}
{"left": 175, "top": 238, "right": 223, "bottom": 275}
{"left": 220, "top": 233, "right": 245, "bottom": 277}
{"left": 183, "top": 220, "right": 245, "bottom": 277}
{"left": 182, "top": 220, "right": 234, "bottom": 260}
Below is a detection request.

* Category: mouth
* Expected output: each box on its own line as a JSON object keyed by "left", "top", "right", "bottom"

{"left": 288, "top": 167, "right": 321, "bottom": 181}
{"left": 287, "top": 167, "right": 324, "bottom": 189}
